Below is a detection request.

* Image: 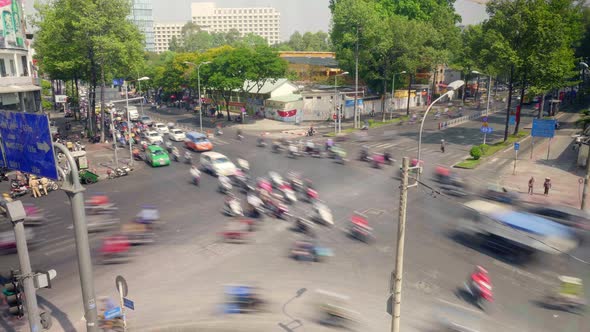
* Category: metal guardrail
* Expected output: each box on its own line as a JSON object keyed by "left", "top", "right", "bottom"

{"left": 437, "top": 106, "right": 503, "bottom": 130}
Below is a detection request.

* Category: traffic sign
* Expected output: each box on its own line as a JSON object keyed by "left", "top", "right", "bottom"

{"left": 482, "top": 116, "right": 488, "bottom": 123}
{"left": 104, "top": 307, "right": 122, "bottom": 320}
{"left": 0, "top": 111, "right": 58, "bottom": 179}
{"left": 480, "top": 126, "right": 493, "bottom": 134}
{"left": 123, "top": 298, "right": 134, "bottom": 310}
{"left": 509, "top": 115, "right": 516, "bottom": 125}
{"left": 514, "top": 142, "right": 520, "bottom": 151}
{"left": 115, "top": 275, "right": 128, "bottom": 297}
{"left": 531, "top": 119, "right": 556, "bottom": 138}
{"left": 333, "top": 114, "right": 337, "bottom": 120}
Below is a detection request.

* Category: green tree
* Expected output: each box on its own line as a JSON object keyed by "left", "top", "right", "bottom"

{"left": 169, "top": 36, "right": 181, "bottom": 52}
{"left": 33, "top": 0, "right": 144, "bottom": 139}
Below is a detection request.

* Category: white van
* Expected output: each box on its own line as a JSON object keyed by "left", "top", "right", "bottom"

{"left": 125, "top": 106, "right": 139, "bottom": 121}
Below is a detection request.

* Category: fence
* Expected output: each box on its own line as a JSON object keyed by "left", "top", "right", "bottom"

{"left": 437, "top": 105, "right": 503, "bottom": 130}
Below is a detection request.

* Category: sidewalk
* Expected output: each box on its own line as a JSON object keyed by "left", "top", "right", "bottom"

{"left": 475, "top": 111, "right": 587, "bottom": 209}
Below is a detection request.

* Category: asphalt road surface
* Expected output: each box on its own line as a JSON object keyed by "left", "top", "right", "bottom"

{"left": 0, "top": 110, "right": 588, "bottom": 332}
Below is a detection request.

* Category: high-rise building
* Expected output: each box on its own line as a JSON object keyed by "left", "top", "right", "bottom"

{"left": 191, "top": 2, "right": 281, "bottom": 45}
{"left": 130, "top": 0, "right": 155, "bottom": 52}
{"left": 154, "top": 22, "right": 184, "bottom": 54}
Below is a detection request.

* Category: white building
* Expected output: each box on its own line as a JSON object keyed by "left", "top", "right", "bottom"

{"left": 154, "top": 22, "right": 184, "bottom": 53}
{"left": 0, "top": 0, "right": 40, "bottom": 112}
{"left": 191, "top": 2, "right": 281, "bottom": 45}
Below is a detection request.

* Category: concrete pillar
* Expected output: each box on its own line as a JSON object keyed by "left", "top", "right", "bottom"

{"left": 18, "top": 92, "right": 25, "bottom": 112}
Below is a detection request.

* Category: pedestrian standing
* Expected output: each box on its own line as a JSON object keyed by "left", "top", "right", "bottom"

{"left": 30, "top": 176, "right": 41, "bottom": 198}
{"left": 528, "top": 177, "right": 535, "bottom": 195}
{"left": 440, "top": 139, "right": 445, "bottom": 153}
{"left": 543, "top": 177, "right": 552, "bottom": 196}
{"left": 40, "top": 177, "right": 49, "bottom": 196}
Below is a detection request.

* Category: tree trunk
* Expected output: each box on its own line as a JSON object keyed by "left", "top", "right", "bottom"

{"left": 100, "top": 65, "right": 106, "bottom": 142}
{"left": 51, "top": 80, "right": 57, "bottom": 111}
{"left": 74, "top": 77, "right": 80, "bottom": 120}
{"left": 474, "top": 75, "right": 480, "bottom": 102}
{"left": 494, "top": 76, "right": 498, "bottom": 97}
{"left": 431, "top": 68, "right": 437, "bottom": 104}
{"left": 406, "top": 74, "right": 412, "bottom": 116}
{"left": 514, "top": 74, "right": 526, "bottom": 135}
{"left": 88, "top": 47, "right": 97, "bottom": 137}
{"left": 503, "top": 65, "right": 515, "bottom": 142}
{"left": 462, "top": 70, "right": 469, "bottom": 105}
{"left": 539, "top": 93, "right": 546, "bottom": 119}
{"left": 382, "top": 78, "right": 387, "bottom": 122}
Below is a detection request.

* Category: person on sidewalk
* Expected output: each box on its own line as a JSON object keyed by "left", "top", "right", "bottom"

{"left": 543, "top": 178, "right": 552, "bottom": 196}
{"left": 29, "top": 176, "right": 41, "bottom": 198}
{"left": 528, "top": 177, "right": 535, "bottom": 195}
{"left": 440, "top": 139, "right": 445, "bottom": 153}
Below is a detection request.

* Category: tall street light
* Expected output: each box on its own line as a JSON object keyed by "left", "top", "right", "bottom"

{"left": 472, "top": 70, "right": 492, "bottom": 144}
{"left": 125, "top": 76, "right": 149, "bottom": 166}
{"left": 185, "top": 61, "right": 211, "bottom": 132}
{"left": 135, "top": 76, "right": 150, "bottom": 116}
{"left": 417, "top": 80, "right": 465, "bottom": 164}
{"left": 334, "top": 71, "right": 349, "bottom": 134}
{"left": 390, "top": 71, "right": 406, "bottom": 120}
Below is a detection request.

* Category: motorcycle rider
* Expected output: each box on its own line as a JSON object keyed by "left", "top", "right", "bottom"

{"left": 219, "top": 175, "right": 232, "bottom": 193}
{"left": 468, "top": 265, "right": 492, "bottom": 304}
{"left": 190, "top": 165, "right": 201, "bottom": 185}
{"left": 184, "top": 151, "right": 192, "bottom": 163}
{"left": 360, "top": 145, "right": 369, "bottom": 161}
{"left": 325, "top": 138, "right": 334, "bottom": 152}
{"left": 171, "top": 146, "right": 180, "bottom": 161}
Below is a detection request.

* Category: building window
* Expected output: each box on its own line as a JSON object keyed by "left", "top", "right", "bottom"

{"left": 0, "top": 59, "right": 6, "bottom": 77}
{"left": 9, "top": 59, "right": 15, "bottom": 75}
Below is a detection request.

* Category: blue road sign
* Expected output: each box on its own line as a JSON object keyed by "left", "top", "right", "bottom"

{"left": 531, "top": 119, "right": 556, "bottom": 138}
{"left": 514, "top": 142, "right": 520, "bottom": 151}
{"left": 123, "top": 298, "right": 134, "bottom": 310}
{"left": 104, "top": 306, "right": 122, "bottom": 320}
{"left": 509, "top": 115, "right": 516, "bottom": 125}
{"left": 0, "top": 111, "right": 58, "bottom": 179}
{"left": 480, "top": 126, "right": 493, "bottom": 134}
{"left": 482, "top": 116, "right": 488, "bottom": 123}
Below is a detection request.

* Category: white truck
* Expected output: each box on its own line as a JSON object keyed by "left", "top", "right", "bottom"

{"left": 125, "top": 106, "right": 140, "bottom": 121}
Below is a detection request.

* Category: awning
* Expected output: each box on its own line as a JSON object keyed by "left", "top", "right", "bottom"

{"left": 0, "top": 84, "right": 42, "bottom": 94}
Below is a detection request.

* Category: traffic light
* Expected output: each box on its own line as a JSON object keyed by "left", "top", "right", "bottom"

{"left": 4, "top": 275, "right": 23, "bottom": 317}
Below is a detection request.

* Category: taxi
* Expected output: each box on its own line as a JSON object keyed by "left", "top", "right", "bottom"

{"left": 184, "top": 132, "right": 213, "bottom": 151}
{"left": 145, "top": 145, "right": 170, "bottom": 167}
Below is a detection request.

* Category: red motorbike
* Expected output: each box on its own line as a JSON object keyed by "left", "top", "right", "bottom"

{"left": 464, "top": 266, "right": 493, "bottom": 310}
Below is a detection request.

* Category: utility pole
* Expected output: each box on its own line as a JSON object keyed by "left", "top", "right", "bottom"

{"left": 581, "top": 143, "right": 590, "bottom": 210}
{"left": 390, "top": 157, "right": 414, "bottom": 332}
{"left": 53, "top": 143, "right": 99, "bottom": 331}
{"left": 354, "top": 26, "right": 359, "bottom": 128}
{"left": 2, "top": 200, "right": 42, "bottom": 332}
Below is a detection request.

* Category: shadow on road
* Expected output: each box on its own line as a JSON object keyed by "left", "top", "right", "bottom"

{"left": 36, "top": 294, "right": 77, "bottom": 332}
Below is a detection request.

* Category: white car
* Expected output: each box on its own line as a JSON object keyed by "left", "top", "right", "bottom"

{"left": 140, "top": 116, "right": 153, "bottom": 126}
{"left": 144, "top": 131, "right": 163, "bottom": 145}
{"left": 154, "top": 123, "right": 169, "bottom": 134}
{"left": 200, "top": 151, "right": 237, "bottom": 177}
{"left": 167, "top": 128, "right": 186, "bottom": 142}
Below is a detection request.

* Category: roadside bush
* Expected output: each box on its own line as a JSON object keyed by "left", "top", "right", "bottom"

{"left": 470, "top": 146, "right": 482, "bottom": 160}
{"left": 478, "top": 144, "right": 489, "bottom": 154}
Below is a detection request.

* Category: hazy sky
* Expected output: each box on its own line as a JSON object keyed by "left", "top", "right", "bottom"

{"left": 24, "top": 0, "right": 489, "bottom": 40}
{"left": 152, "top": 0, "right": 489, "bottom": 40}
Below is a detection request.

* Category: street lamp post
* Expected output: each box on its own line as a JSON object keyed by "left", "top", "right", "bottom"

{"left": 136, "top": 76, "right": 150, "bottom": 116}
{"left": 390, "top": 71, "right": 406, "bottom": 120}
{"left": 125, "top": 77, "right": 149, "bottom": 166}
{"left": 334, "top": 71, "right": 349, "bottom": 134}
{"left": 417, "top": 80, "right": 465, "bottom": 164}
{"left": 185, "top": 61, "right": 211, "bottom": 132}
{"left": 472, "top": 71, "right": 492, "bottom": 144}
